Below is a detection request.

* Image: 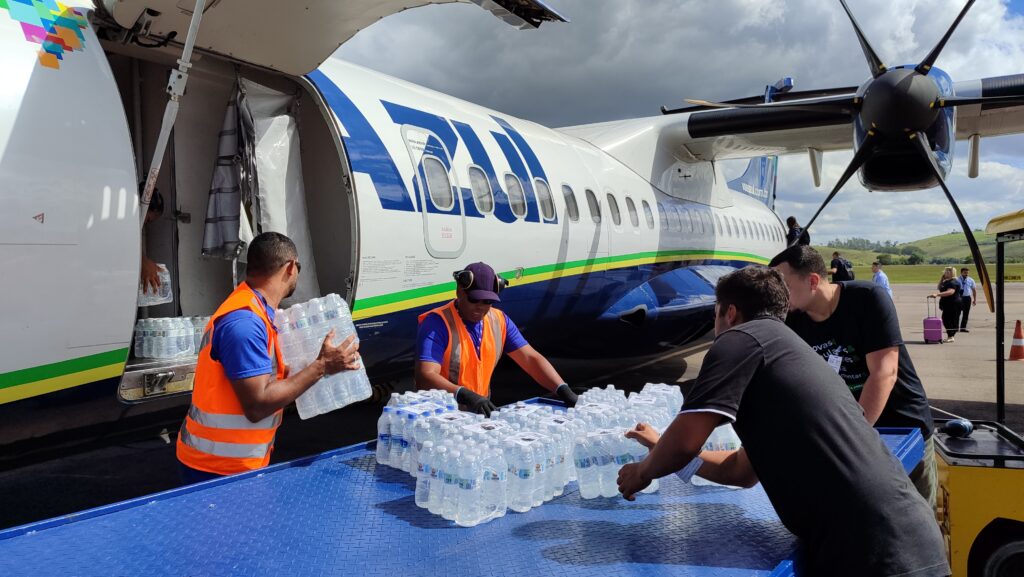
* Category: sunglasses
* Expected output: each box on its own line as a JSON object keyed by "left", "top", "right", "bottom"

{"left": 467, "top": 297, "right": 495, "bottom": 305}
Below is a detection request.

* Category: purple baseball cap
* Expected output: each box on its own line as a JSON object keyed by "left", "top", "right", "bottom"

{"left": 463, "top": 262, "right": 501, "bottom": 303}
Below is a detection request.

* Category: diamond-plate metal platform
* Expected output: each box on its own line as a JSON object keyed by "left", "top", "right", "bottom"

{"left": 0, "top": 399, "right": 922, "bottom": 577}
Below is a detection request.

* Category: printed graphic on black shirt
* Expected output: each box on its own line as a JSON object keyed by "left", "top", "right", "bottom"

{"left": 808, "top": 339, "right": 867, "bottom": 392}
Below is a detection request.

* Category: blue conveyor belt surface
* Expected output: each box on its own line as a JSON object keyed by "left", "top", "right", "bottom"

{"left": 0, "top": 410, "right": 922, "bottom": 577}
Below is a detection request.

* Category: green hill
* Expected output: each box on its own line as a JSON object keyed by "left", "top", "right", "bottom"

{"left": 822, "top": 231, "right": 1024, "bottom": 265}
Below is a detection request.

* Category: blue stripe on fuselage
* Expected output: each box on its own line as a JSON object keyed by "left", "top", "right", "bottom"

{"left": 307, "top": 70, "right": 415, "bottom": 212}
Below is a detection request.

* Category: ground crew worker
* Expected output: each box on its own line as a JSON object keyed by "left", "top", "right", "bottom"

{"left": 616, "top": 266, "right": 949, "bottom": 577}
{"left": 415, "top": 262, "right": 579, "bottom": 416}
{"left": 176, "top": 232, "right": 360, "bottom": 483}
{"left": 769, "top": 245, "right": 937, "bottom": 504}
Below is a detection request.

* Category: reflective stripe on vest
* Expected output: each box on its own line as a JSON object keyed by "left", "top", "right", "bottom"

{"left": 187, "top": 404, "right": 282, "bottom": 430}
{"left": 179, "top": 426, "right": 274, "bottom": 460}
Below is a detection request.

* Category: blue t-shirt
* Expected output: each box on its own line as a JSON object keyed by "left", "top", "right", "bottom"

{"left": 210, "top": 291, "right": 276, "bottom": 380}
{"left": 417, "top": 308, "right": 528, "bottom": 364}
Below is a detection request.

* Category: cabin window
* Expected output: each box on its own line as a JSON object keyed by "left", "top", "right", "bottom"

{"left": 468, "top": 166, "right": 493, "bottom": 213}
{"left": 625, "top": 197, "right": 640, "bottom": 228}
{"left": 535, "top": 178, "right": 555, "bottom": 221}
{"left": 607, "top": 193, "right": 622, "bottom": 226}
{"left": 505, "top": 173, "right": 527, "bottom": 218}
{"left": 668, "top": 205, "right": 681, "bottom": 231}
{"left": 700, "top": 212, "right": 711, "bottom": 235}
{"left": 730, "top": 216, "right": 739, "bottom": 237}
{"left": 657, "top": 202, "right": 668, "bottom": 229}
{"left": 714, "top": 213, "right": 724, "bottom": 235}
{"left": 423, "top": 156, "right": 453, "bottom": 210}
{"left": 562, "top": 185, "right": 579, "bottom": 222}
{"left": 585, "top": 189, "right": 601, "bottom": 223}
{"left": 642, "top": 200, "right": 655, "bottom": 229}
{"left": 681, "top": 209, "right": 693, "bottom": 233}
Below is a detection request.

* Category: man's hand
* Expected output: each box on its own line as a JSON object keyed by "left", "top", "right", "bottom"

{"left": 318, "top": 331, "right": 360, "bottom": 375}
{"left": 456, "top": 387, "right": 497, "bottom": 417}
{"left": 625, "top": 422, "right": 661, "bottom": 449}
{"left": 141, "top": 257, "right": 162, "bottom": 294}
{"left": 617, "top": 460, "right": 652, "bottom": 501}
{"left": 555, "top": 383, "right": 579, "bottom": 407}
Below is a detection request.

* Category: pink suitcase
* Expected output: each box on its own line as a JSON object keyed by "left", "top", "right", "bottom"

{"left": 924, "top": 296, "right": 944, "bottom": 343}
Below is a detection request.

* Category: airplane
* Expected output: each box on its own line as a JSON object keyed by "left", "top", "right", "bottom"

{"left": 0, "top": 0, "right": 1021, "bottom": 462}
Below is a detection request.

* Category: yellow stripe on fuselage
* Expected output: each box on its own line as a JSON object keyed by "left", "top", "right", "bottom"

{"left": 0, "top": 363, "right": 124, "bottom": 404}
{"left": 352, "top": 252, "right": 765, "bottom": 320}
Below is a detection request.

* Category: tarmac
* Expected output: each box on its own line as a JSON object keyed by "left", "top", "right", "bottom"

{"left": 0, "top": 282, "right": 1020, "bottom": 531}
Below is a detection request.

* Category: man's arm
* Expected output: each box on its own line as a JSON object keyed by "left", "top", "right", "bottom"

{"left": 971, "top": 284, "right": 977, "bottom": 305}
{"left": 414, "top": 360, "right": 459, "bottom": 395}
{"left": 624, "top": 422, "right": 758, "bottom": 489}
{"left": 230, "top": 333, "right": 359, "bottom": 423}
{"left": 860, "top": 346, "right": 899, "bottom": 425}
{"left": 617, "top": 411, "right": 720, "bottom": 499}
{"left": 507, "top": 345, "right": 564, "bottom": 392}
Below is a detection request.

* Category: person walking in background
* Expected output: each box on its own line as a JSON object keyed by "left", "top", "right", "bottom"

{"left": 871, "top": 261, "right": 894, "bottom": 299}
{"left": 932, "top": 267, "right": 962, "bottom": 343}
{"left": 785, "top": 216, "right": 810, "bottom": 246}
{"left": 958, "top": 267, "right": 977, "bottom": 333}
{"left": 829, "top": 251, "right": 855, "bottom": 282}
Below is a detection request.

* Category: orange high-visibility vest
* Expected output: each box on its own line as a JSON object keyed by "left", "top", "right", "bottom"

{"left": 176, "top": 282, "right": 286, "bottom": 475}
{"left": 417, "top": 300, "right": 507, "bottom": 398}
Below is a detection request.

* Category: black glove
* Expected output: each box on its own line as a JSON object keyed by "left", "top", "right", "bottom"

{"left": 555, "top": 383, "right": 578, "bottom": 407}
{"left": 456, "top": 387, "right": 497, "bottom": 417}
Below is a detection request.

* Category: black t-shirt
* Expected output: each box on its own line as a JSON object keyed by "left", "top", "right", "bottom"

{"left": 785, "top": 281, "right": 935, "bottom": 437}
{"left": 939, "top": 278, "right": 962, "bottom": 311}
{"left": 830, "top": 258, "right": 852, "bottom": 281}
{"left": 682, "top": 318, "right": 948, "bottom": 577}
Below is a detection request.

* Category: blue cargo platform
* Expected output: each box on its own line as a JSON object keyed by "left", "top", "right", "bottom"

{"left": 0, "top": 399, "right": 924, "bottom": 577}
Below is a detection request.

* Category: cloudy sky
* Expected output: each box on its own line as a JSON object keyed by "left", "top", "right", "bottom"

{"left": 334, "top": 0, "right": 1024, "bottom": 243}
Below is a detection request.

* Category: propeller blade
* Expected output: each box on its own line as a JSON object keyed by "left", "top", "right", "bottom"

{"left": 916, "top": 0, "right": 976, "bottom": 75}
{"left": 934, "top": 94, "right": 1024, "bottom": 108}
{"left": 908, "top": 130, "right": 994, "bottom": 312}
{"left": 798, "top": 131, "right": 878, "bottom": 243}
{"left": 684, "top": 95, "right": 859, "bottom": 115}
{"left": 839, "top": 0, "right": 887, "bottom": 78}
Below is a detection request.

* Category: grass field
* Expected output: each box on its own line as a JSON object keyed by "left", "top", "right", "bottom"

{"left": 850, "top": 264, "right": 1024, "bottom": 284}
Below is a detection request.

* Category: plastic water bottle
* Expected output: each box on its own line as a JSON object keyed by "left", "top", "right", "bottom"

{"left": 402, "top": 412, "right": 417, "bottom": 472}
{"left": 595, "top": 432, "right": 619, "bottom": 498}
{"left": 480, "top": 445, "right": 507, "bottom": 521}
{"left": 574, "top": 436, "right": 600, "bottom": 499}
{"left": 455, "top": 453, "right": 482, "bottom": 527}
{"left": 133, "top": 320, "right": 145, "bottom": 358}
{"left": 138, "top": 265, "right": 173, "bottom": 306}
{"left": 389, "top": 409, "right": 407, "bottom": 467}
{"left": 427, "top": 445, "right": 448, "bottom": 515}
{"left": 415, "top": 441, "right": 434, "bottom": 508}
{"left": 440, "top": 449, "right": 462, "bottom": 521}
{"left": 376, "top": 407, "right": 393, "bottom": 465}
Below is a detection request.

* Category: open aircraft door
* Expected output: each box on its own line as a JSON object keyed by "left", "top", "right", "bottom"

{"left": 97, "top": 0, "right": 566, "bottom": 76}
{"left": 402, "top": 128, "right": 467, "bottom": 259}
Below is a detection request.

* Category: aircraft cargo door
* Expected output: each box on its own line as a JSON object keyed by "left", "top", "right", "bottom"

{"left": 402, "top": 127, "right": 466, "bottom": 259}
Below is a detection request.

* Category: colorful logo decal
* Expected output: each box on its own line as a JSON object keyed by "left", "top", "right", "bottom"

{"left": 1, "top": 1, "right": 88, "bottom": 69}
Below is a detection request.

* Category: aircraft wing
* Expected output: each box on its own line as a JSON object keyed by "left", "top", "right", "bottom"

{"left": 96, "top": 0, "right": 567, "bottom": 76}
{"left": 560, "top": 74, "right": 1024, "bottom": 182}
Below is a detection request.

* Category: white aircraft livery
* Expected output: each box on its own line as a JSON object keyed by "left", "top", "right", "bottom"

{"left": 0, "top": 0, "right": 1021, "bottom": 455}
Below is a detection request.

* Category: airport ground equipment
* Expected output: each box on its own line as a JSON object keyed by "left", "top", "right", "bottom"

{"left": 929, "top": 208, "right": 1024, "bottom": 576}
{"left": 0, "top": 399, "right": 924, "bottom": 577}
{"left": 935, "top": 421, "right": 1024, "bottom": 577}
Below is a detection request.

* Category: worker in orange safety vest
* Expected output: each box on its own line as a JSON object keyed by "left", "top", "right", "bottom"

{"left": 176, "top": 232, "right": 360, "bottom": 483}
{"left": 415, "top": 262, "right": 580, "bottom": 416}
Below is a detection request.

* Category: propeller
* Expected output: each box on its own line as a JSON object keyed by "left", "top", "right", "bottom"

{"left": 686, "top": 0, "right": 1024, "bottom": 313}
